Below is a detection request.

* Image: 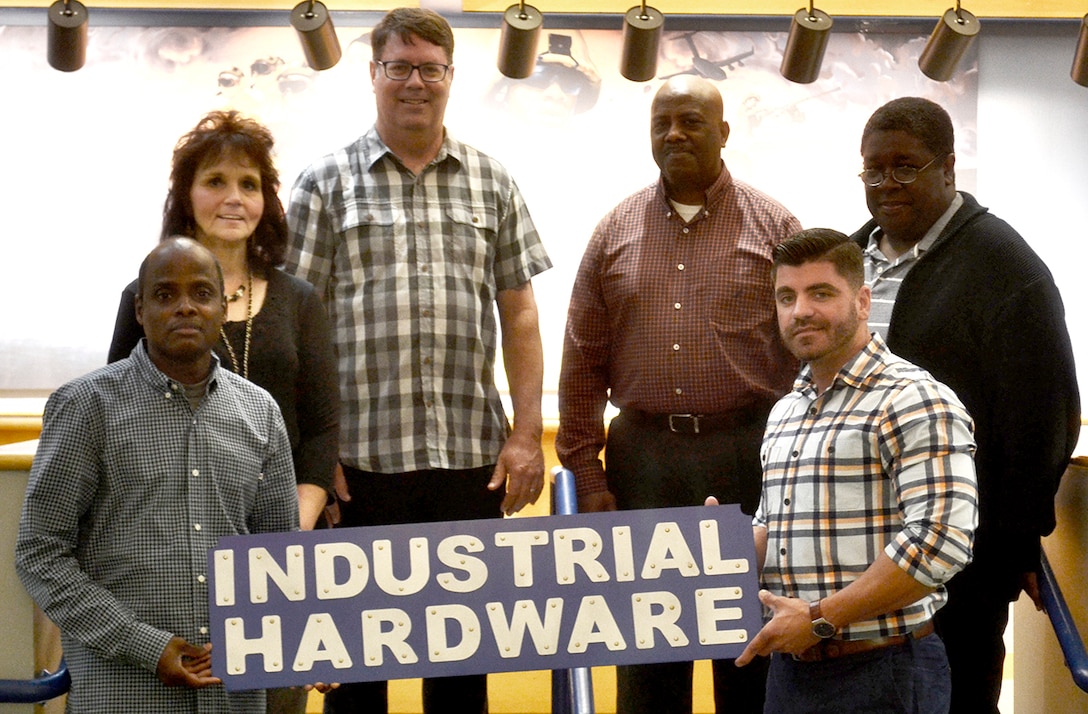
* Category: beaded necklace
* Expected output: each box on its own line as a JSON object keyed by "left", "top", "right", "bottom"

{"left": 220, "top": 270, "right": 253, "bottom": 379}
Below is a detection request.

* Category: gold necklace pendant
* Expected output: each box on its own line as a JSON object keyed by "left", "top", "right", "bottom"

{"left": 219, "top": 270, "right": 253, "bottom": 379}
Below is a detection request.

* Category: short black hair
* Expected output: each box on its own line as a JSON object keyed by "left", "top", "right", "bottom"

{"left": 861, "top": 96, "right": 955, "bottom": 158}
{"left": 772, "top": 228, "right": 864, "bottom": 290}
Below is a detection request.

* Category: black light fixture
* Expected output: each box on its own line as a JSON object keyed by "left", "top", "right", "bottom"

{"left": 620, "top": 0, "right": 664, "bottom": 82}
{"left": 1072, "top": 13, "right": 1088, "bottom": 87}
{"left": 780, "top": 1, "right": 833, "bottom": 84}
{"left": 497, "top": 0, "right": 543, "bottom": 79}
{"left": 918, "top": 0, "right": 980, "bottom": 82}
{"left": 291, "top": 0, "right": 342, "bottom": 71}
{"left": 47, "top": 0, "right": 88, "bottom": 72}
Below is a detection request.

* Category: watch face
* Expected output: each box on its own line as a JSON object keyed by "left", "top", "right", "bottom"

{"left": 812, "top": 619, "right": 836, "bottom": 639}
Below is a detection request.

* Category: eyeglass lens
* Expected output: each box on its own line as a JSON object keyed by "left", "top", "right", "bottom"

{"left": 380, "top": 61, "right": 448, "bottom": 82}
{"left": 860, "top": 155, "right": 941, "bottom": 187}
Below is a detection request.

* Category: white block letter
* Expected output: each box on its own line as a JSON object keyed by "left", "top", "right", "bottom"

{"left": 292, "top": 613, "right": 353, "bottom": 671}
{"left": 640, "top": 522, "right": 700, "bottom": 579}
{"left": 695, "top": 587, "right": 746, "bottom": 645}
{"left": 250, "top": 546, "right": 306, "bottom": 603}
{"left": 485, "top": 598, "right": 564, "bottom": 658}
{"left": 425, "top": 604, "right": 481, "bottom": 662}
{"left": 223, "top": 616, "right": 284, "bottom": 676}
{"left": 554, "top": 528, "right": 610, "bottom": 585}
{"left": 361, "top": 608, "right": 418, "bottom": 667}
{"left": 699, "top": 519, "right": 750, "bottom": 576}
{"left": 373, "top": 537, "right": 429, "bottom": 596}
{"left": 494, "top": 530, "right": 549, "bottom": 588}
{"left": 436, "top": 535, "right": 488, "bottom": 593}
{"left": 631, "top": 591, "right": 689, "bottom": 649}
{"left": 567, "top": 596, "right": 626, "bottom": 654}
{"left": 314, "top": 542, "right": 370, "bottom": 600}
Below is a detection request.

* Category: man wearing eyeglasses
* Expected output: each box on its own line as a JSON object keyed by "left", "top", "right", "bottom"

{"left": 284, "top": 8, "right": 551, "bottom": 713}
{"left": 849, "top": 96, "right": 1080, "bottom": 714}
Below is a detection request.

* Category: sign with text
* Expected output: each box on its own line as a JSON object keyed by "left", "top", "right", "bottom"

{"left": 208, "top": 504, "right": 760, "bottom": 691}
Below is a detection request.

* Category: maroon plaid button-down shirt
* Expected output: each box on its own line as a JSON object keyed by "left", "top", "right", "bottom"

{"left": 557, "top": 166, "right": 801, "bottom": 495}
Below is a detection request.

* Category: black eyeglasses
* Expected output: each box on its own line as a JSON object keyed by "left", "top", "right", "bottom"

{"left": 375, "top": 60, "right": 450, "bottom": 83}
{"left": 859, "top": 154, "right": 944, "bottom": 187}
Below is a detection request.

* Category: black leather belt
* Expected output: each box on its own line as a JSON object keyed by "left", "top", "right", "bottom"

{"left": 793, "top": 620, "right": 936, "bottom": 662}
{"left": 622, "top": 406, "right": 767, "bottom": 435}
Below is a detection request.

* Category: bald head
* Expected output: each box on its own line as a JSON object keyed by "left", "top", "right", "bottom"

{"left": 653, "top": 76, "right": 724, "bottom": 120}
{"left": 650, "top": 76, "right": 730, "bottom": 204}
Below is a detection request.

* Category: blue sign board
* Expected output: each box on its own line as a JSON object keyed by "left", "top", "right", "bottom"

{"left": 208, "top": 504, "right": 761, "bottom": 691}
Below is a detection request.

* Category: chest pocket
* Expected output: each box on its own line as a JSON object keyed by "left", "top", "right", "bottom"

{"left": 444, "top": 204, "right": 499, "bottom": 276}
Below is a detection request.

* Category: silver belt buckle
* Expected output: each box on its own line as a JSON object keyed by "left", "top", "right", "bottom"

{"left": 668, "top": 413, "right": 699, "bottom": 434}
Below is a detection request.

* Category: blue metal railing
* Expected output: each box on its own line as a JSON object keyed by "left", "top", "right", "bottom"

{"left": 550, "top": 467, "right": 596, "bottom": 714}
{"left": 1039, "top": 548, "right": 1088, "bottom": 693}
{"left": 0, "top": 660, "right": 70, "bottom": 704}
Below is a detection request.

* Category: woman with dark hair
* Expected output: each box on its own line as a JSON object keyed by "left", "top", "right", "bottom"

{"left": 109, "top": 113, "right": 339, "bottom": 533}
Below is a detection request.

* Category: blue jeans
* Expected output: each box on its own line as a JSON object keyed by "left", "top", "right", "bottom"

{"left": 763, "top": 633, "right": 951, "bottom": 713}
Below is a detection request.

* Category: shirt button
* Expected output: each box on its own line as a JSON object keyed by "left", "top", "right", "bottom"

{"left": 191, "top": 469, "right": 200, "bottom": 477}
{"left": 674, "top": 388, "right": 683, "bottom": 395}
{"left": 791, "top": 450, "right": 799, "bottom": 457}
{"left": 784, "top": 498, "right": 791, "bottom": 506}
{"left": 808, "top": 407, "right": 817, "bottom": 416}
{"left": 780, "top": 548, "right": 787, "bottom": 556}
{"left": 472, "top": 215, "right": 480, "bottom": 224}
{"left": 677, "top": 263, "right": 685, "bottom": 271}
{"left": 682, "top": 227, "right": 690, "bottom": 234}
{"left": 164, "top": 392, "right": 173, "bottom": 400}
{"left": 674, "top": 303, "right": 681, "bottom": 310}
{"left": 197, "top": 574, "right": 206, "bottom": 583}
{"left": 194, "top": 524, "right": 202, "bottom": 531}
{"left": 199, "top": 627, "right": 209, "bottom": 635}
{"left": 672, "top": 344, "right": 680, "bottom": 351}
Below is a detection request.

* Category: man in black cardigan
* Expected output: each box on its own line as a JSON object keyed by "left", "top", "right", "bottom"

{"left": 848, "top": 96, "right": 1080, "bottom": 713}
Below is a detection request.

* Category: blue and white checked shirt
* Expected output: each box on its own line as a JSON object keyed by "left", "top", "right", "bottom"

{"left": 16, "top": 342, "right": 298, "bottom": 713}
{"left": 755, "top": 333, "right": 977, "bottom": 639}
{"left": 285, "top": 126, "right": 552, "bottom": 474}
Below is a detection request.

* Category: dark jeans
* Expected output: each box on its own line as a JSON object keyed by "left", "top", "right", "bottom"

{"left": 763, "top": 633, "right": 951, "bottom": 713}
{"left": 322, "top": 465, "right": 503, "bottom": 714}
{"left": 933, "top": 560, "right": 1021, "bottom": 714}
{"left": 605, "top": 406, "right": 771, "bottom": 714}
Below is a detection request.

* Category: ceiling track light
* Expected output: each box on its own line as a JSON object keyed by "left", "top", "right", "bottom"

{"left": 919, "top": 0, "right": 980, "bottom": 82}
{"left": 780, "top": 1, "right": 833, "bottom": 84}
{"left": 497, "top": 0, "right": 544, "bottom": 79}
{"left": 48, "top": 0, "right": 88, "bottom": 72}
{"left": 620, "top": 0, "right": 664, "bottom": 82}
{"left": 1073, "top": 13, "right": 1088, "bottom": 87}
{"left": 291, "top": 0, "right": 342, "bottom": 71}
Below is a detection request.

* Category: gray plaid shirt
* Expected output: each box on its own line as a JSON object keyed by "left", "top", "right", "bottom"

{"left": 16, "top": 343, "right": 298, "bottom": 713}
{"left": 285, "top": 126, "right": 551, "bottom": 474}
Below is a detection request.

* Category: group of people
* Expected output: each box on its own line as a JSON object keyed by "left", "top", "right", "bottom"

{"left": 13, "top": 6, "right": 1078, "bottom": 714}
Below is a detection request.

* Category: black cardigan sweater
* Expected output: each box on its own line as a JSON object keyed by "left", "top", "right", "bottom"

{"left": 851, "top": 192, "right": 1080, "bottom": 572}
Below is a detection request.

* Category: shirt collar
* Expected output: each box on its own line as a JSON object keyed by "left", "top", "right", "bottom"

{"left": 132, "top": 339, "right": 222, "bottom": 394}
{"left": 794, "top": 332, "right": 890, "bottom": 396}
{"left": 655, "top": 162, "right": 734, "bottom": 215}
{"left": 363, "top": 124, "right": 461, "bottom": 173}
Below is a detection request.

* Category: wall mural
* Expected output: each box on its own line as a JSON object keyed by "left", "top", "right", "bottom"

{"left": 0, "top": 20, "right": 977, "bottom": 395}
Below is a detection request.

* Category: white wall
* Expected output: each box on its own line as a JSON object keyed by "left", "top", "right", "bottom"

{"left": 0, "top": 16, "right": 1083, "bottom": 418}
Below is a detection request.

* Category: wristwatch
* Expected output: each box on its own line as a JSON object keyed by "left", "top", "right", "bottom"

{"left": 810, "top": 600, "right": 837, "bottom": 639}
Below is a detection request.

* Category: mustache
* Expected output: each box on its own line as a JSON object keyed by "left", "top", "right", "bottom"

{"left": 786, "top": 319, "right": 826, "bottom": 337}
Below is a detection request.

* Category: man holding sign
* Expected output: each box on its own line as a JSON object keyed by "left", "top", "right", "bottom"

{"left": 735, "top": 229, "right": 978, "bottom": 712}
{"left": 16, "top": 238, "right": 299, "bottom": 713}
